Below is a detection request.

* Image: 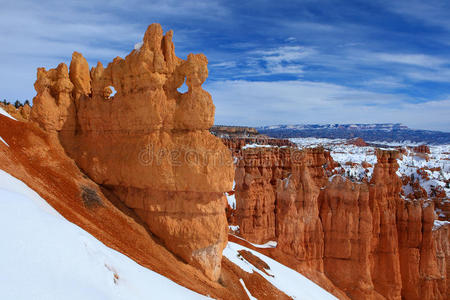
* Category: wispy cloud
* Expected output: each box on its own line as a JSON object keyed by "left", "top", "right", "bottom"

{"left": 207, "top": 79, "right": 450, "bottom": 131}
{"left": 380, "top": 0, "right": 450, "bottom": 31}
{"left": 374, "top": 53, "right": 448, "bottom": 68}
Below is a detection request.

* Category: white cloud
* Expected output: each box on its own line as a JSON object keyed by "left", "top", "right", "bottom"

{"left": 380, "top": 0, "right": 450, "bottom": 31}
{"left": 361, "top": 77, "right": 407, "bottom": 89}
{"left": 210, "top": 61, "right": 237, "bottom": 68}
{"left": 234, "top": 45, "right": 317, "bottom": 76}
{"left": 207, "top": 79, "right": 450, "bottom": 131}
{"left": 404, "top": 68, "right": 450, "bottom": 83}
{"left": 374, "top": 53, "right": 447, "bottom": 68}
{"left": 254, "top": 46, "right": 314, "bottom": 62}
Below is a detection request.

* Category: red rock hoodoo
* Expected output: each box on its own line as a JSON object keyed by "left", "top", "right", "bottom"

{"left": 30, "top": 23, "right": 234, "bottom": 280}
{"left": 226, "top": 138, "right": 449, "bottom": 300}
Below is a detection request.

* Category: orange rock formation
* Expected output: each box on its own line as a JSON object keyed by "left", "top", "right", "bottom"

{"left": 0, "top": 102, "right": 31, "bottom": 121}
{"left": 30, "top": 23, "right": 234, "bottom": 280}
{"left": 227, "top": 138, "right": 449, "bottom": 300}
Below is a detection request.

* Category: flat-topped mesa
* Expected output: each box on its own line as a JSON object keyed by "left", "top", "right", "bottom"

{"left": 30, "top": 23, "right": 234, "bottom": 281}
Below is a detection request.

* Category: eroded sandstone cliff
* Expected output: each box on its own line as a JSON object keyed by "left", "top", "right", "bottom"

{"left": 30, "top": 23, "right": 234, "bottom": 280}
{"left": 227, "top": 138, "right": 449, "bottom": 300}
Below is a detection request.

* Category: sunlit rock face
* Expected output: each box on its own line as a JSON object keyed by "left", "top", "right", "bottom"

{"left": 30, "top": 23, "right": 234, "bottom": 281}
{"left": 227, "top": 138, "right": 449, "bottom": 300}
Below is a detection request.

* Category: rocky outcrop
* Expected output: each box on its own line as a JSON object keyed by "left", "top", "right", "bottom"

{"left": 2, "top": 110, "right": 292, "bottom": 300}
{"left": 227, "top": 138, "right": 449, "bottom": 299}
{"left": 222, "top": 137, "right": 296, "bottom": 156}
{"left": 347, "top": 137, "right": 368, "bottom": 146}
{"left": 396, "top": 200, "right": 449, "bottom": 300}
{"left": 0, "top": 103, "right": 31, "bottom": 121}
{"left": 30, "top": 23, "right": 234, "bottom": 280}
{"left": 413, "top": 144, "right": 431, "bottom": 154}
{"left": 210, "top": 125, "right": 260, "bottom": 137}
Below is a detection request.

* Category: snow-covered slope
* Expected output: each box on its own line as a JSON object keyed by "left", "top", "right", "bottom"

{"left": 223, "top": 242, "right": 337, "bottom": 300}
{"left": 0, "top": 170, "right": 206, "bottom": 300}
{"left": 0, "top": 107, "right": 16, "bottom": 120}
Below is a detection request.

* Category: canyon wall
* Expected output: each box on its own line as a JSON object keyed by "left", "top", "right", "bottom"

{"left": 227, "top": 139, "right": 449, "bottom": 299}
{"left": 30, "top": 23, "right": 234, "bottom": 280}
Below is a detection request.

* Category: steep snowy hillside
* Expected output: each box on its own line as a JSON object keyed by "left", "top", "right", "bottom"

{"left": 259, "top": 124, "right": 450, "bottom": 144}
{"left": 0, "top": 167, "right": 340, "bottom": 300}
{"left": 0, "top": 170, "right": 206, "bottom": 300}
{"left": 224, "top": 242, "right": 338, "bottom": 300}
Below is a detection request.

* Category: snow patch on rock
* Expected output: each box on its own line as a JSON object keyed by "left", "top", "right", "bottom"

{"left": 223, "top": 241, "right": 337, "bottom": 299}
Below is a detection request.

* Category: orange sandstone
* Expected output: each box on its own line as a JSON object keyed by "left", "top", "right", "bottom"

{"left": 30, "top": 23, "right": 234, "bottom": 280}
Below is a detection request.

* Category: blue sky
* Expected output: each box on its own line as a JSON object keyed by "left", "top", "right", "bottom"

{"left": 1, "top": 0, "right": 449, "bottom": 131}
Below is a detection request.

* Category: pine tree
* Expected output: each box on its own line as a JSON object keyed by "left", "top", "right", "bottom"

{"left": 14, "top": 100, "right": 21, "bottom": 108}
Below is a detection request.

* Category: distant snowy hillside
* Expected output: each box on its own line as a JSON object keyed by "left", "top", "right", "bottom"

{"left": 258, "top": 123, "right": 450, "bottom": 144}
{"left": 290, "top": 137, "right": 449, "bottom": 219}
{"left": 259, "top": 123, "right": 408, "bottom": 131}
{"left": 0, "top": 170, "right": 206, "bottom": 300}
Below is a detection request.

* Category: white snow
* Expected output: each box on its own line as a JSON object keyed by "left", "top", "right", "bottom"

{"left": 253, "top": 241, "right": 277, "bottom": 249}
{"left": 291, "top": 138, "right": 377, "bottom": 181}
{"left": 239, "top": 279, "right": 257, "bottom": 300}
{"left": 134, "top": 42, "right": 143, "bottom": 51}
{"left": 226, "top": 181, "right": 237, "bottom": 209}
{"left": 290, "top": 137, "right": 346, "bottom": 148}
{"left": 433, "top": 220, "right": 450, "bottom": 231}
{"left": 0, "top": 169, "right": 207, "bottom": 300}
{"left": 290, "top": 137, "right": 450, "bottom": 200}
{"left": 231, "top": 234, "right": 277, "bottom": 249}
{"left": 242, "top": 143, "right": 274, "bottom": 150}
{"left": 0, "top": 136, "right": 8, "bottom": 147}
{"left": 229, "top": 225, "right": 240, "bottom": 232}
{"left": 370, "top": 140, "right": 424, "bottom": 147}
{"left": 223, "top": 242, "right": 337, "bottom": 299}
{"left": 226, "top": 192, "right": 236, "bottom": 209}
{"left": 397, "top": 146, "right": 450, "bottom": 197}
{"left": 108, "top": 86, "right": 117, "bottom": 98}
{"left": 0, "top": 107, "right": 16, "bottom": 120}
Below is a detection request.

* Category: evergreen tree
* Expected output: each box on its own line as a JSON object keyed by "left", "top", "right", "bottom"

{"left": 14, "top": 100, "right": 21, "bottom": 108}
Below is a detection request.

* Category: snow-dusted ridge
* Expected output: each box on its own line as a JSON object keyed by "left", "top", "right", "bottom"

{"left": 0, "top": 107, "right": 16, "bottom": 120}
{"left": 258, "top": 123, "right": 407, "bottom": 131}
{"left": 290, "top": 137, "right": 449, "bottom": 205}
